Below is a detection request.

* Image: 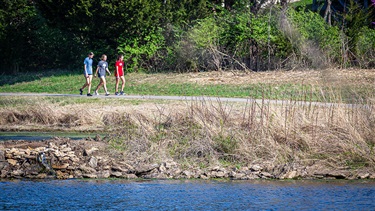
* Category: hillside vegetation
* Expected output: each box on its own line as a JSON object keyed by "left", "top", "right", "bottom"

{"left": 1, "top": 0, "right": 375, "bottom": 73}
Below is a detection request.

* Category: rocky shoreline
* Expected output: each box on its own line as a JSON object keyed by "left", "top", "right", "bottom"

{"left": 1, "top": 138, "right": 374, "bottom": 180}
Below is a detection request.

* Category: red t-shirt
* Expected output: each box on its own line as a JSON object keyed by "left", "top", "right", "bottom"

{"left": 115, "top": 61, "right": 124, "bottom": 77}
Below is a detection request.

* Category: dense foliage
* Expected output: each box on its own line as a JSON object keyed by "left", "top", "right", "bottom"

{"left": 0, "top": 0, "right": 374, "bottom": 73}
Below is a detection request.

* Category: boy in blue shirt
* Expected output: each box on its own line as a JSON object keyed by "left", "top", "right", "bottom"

{"left": 80, "top": 52, "right": 94, "bottom": 96}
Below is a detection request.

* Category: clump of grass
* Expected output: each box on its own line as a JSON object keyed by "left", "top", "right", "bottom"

{"left": 0, "top": 98, "right": 99, "bottom": 131}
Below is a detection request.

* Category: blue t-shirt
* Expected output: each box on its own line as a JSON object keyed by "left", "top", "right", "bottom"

{"left": 97, "top": 60, "right": 108, "bottom": 77}
{"left": 84, "top": 57, "right": 93, "bottom": 75}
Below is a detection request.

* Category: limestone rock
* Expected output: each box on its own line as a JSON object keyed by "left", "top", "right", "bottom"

{"left": 326, "top": 170, "right": 349, "bottom": 179}
{"left": 79, "top": 165, "right": 97, "bottom": 174}
{"left": 182, "top": 170, "right": 193, "bottom": 179}
{"left": 234, "top": 173, "right": 246, "bottom": 180}
{"left": 52, "top": 163, "right": 70, "bottom": 170}
{"left": 48, "top": 142, "right": 58, "bottom": 149}
{"left": 61, "top": 147, "right": 72, "bottom": 153}
{"left": 165, "top": 161, "right": 177, "bottom": 169}
{"left": 357, "top": 172, "right": 370, "bottom": 179}
{"left": 134, "top": 164, "right": 158, "bottom": 176}
{"left": 7, "top": 159, "right": 18, "bottom": 166}
{"left": 99, "top": 170, "right": 111, "bottom": 178}
{"left": 247, "top": 174, "right": 260, "bottom": 179}
{"left": 159, "top": 164, "right": 167, "bottom": 172}
{"left": 36, "top": 173, "right": 47, "bottom": 179}
{"left": 111, "top": 171, "right": 123, "bottom": 178}
{"left": 1, "top": 169, "right": 9, "bottom": 178}
{"left": 112, "top": 165, "right": 128, "bottom": 173}
{"left": 0, "top": 161, "right": 8, "bottom": 170}
{"left": 0, "top": 150, "right": 4, "bottom": 160}
{"left": 200, "top": 174, "right": 209, "bottom": 180}
{"left": 261, "top": 172, "right": 273, "bottom": 178}
{"left": 83, "top": 147, "right": 99, "bottom": 156}
{"left": 240, "top": 167, "right": 249, "bottom": 172}
{"left": 70, "top": 157, "right": 80, "bottom": 163}
{"left": 82, "top": 174, "right": 98, "bottom": 178}
{"left": 56, "top": 171, "right": 70, "bottom": 179}
{"left": 123, "top": 174, "right": 138, "bottom": 179}
{"left": 250, "top": 165, "right": 262, "bottom": 172}
{"left": 11, "top": 169, "right": 24, "bottom": 177}
{"left": 216, "top": 171, "right": 226, "bottom": 178}
{"left": 88, "top": 157, "right": 98, "bottom": 168}
{"left": 283, "top": 170, "right": 298, "bottom": 179}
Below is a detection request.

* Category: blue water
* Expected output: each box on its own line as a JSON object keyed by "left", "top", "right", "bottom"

{"left": 1, "top": 179, "right": 375, "bottom": 210}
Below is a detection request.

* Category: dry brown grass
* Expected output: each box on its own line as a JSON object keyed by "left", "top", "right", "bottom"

{"left": 96, "top": 96, "right": 374, "bottom": 172}
{"left": 1, "top": 69, "right": 374, "bottom": 171}
{"left": 1, "top": 95, "right": 374, "bottom": 170}
{"left": 129, "top": 68, "right": 375, "bottom": 87}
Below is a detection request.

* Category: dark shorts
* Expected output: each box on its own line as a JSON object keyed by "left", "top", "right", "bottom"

{"left": 98, "top": 73, "right": 105, "bottom": 78}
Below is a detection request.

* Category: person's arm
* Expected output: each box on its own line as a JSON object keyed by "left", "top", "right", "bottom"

{"left": 95, "top": 66, "right": 99, "bottom": 77}
{"left": 116, "top": 64, "right": 119, "bottom": 78}
{"left": 106, "top": 67, "right": 111, "bottom": 75}
{"left": 84, "top": 59, "right": 88, "bottom": 77}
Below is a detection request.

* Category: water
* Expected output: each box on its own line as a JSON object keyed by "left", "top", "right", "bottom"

{"left": 1, "top": 180, "right": 375, "bottom": 210}
{"left": 0, "top": 132, "right": 102, "bottom": 141}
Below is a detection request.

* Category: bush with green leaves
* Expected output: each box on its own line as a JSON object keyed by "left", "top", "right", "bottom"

{"left": 286, "top": 9, "right": 342, "bottom": 67}
{"left": 223, "top": 9, "right": 293, "bottom": 70}
{"left": 187, "top": 17, "right": 224, "bottom": 71}
{"left": 356, "top": 27, "right": 375, "bottom": 67}
{"left": 184, "top": 7, "right": 293, "bottom": 71}
{"left": 117, "top": 28, "right": 165, "bottom": 73}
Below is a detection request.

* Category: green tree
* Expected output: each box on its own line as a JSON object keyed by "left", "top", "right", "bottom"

{"left": 0, "top": 0, "right": 38, "bottom": 73}
{"left": 35, "top": 0, "right": 165, "bottom": 65}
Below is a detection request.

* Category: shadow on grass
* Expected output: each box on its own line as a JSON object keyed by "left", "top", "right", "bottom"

{"left": 0, "top": 70, "right": 80, "bottom": 86}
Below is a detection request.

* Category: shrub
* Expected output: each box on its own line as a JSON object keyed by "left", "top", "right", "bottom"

{"left": 117, "top": 27, "right": 165, "bottom": 73}
{"left": 285, "top": 9, "right": 342, "bottom": 68}
{"left": 356, "top": 27, "right": 375, "bottom": 67}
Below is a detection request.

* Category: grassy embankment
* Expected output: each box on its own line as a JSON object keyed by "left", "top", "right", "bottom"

{"left": 0, "top": 69, "right": 374, "bottom": 172}
{"left": 0, "top": 69, "right": 373, "bottom": 102}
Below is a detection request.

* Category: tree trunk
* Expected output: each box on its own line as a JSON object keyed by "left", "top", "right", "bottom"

{"left": 324, "top": 0, "right": 332, "bottom": 26}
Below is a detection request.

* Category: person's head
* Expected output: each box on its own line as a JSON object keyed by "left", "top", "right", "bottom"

{"left": 117, "top": 54, "right": 124, "bottom": 61}
{"left": 101, "top": 54, "right": 107, "bottom": 61}
{"left": 88, "top": 52, "right": 94, "bottom": 58}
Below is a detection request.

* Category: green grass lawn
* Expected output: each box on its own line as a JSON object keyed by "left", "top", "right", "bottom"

{"left": 0, "top": 72, "right": 319, "bottom": 101}
{"left": 0, "top": 70, "right": 373, "bottom": 103}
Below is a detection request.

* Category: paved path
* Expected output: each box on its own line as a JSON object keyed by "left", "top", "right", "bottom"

{"left": 0, "top": 92, "right": 360, "bottom": 108}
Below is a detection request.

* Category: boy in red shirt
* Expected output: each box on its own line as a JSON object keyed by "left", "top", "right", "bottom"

{"left": 114, "top": 54, "right": 126, "bottom": 95}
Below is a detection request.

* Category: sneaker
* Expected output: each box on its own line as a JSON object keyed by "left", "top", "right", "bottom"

{"left": 79, "top": 88, "right": 83, "bottom": 95}
{"left": 105, "top": 92, "right": 110, "bottom": 96}
{"left": 87, "top": 93, "right": 92, "bottom": 96}
{"left": 94, "top": 91, "right": 99, "bottom": 95}
{"left": 115, "top": 92, "right": 119, "bottom": 96}
{"left": 120, "top": 91, "right": 125, "bottom": 95}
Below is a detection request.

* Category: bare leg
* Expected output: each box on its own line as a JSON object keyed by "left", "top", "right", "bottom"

{"left": 115, "top": 78, "right": 119, "bottom": 93}
{"left": 81, "top": 75, "right": 89, "bottom": 90}
{"left": 120, "top": 76, "right": 126, "bottom": 92}
{"left": 102, "top": 77, "right": 108, "bottom": 94}
{"left": 95, "top": 78, "right": 104, "bottom": 93}
{"left": 87, "top": 75, "right": 93, "bottom": 93}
